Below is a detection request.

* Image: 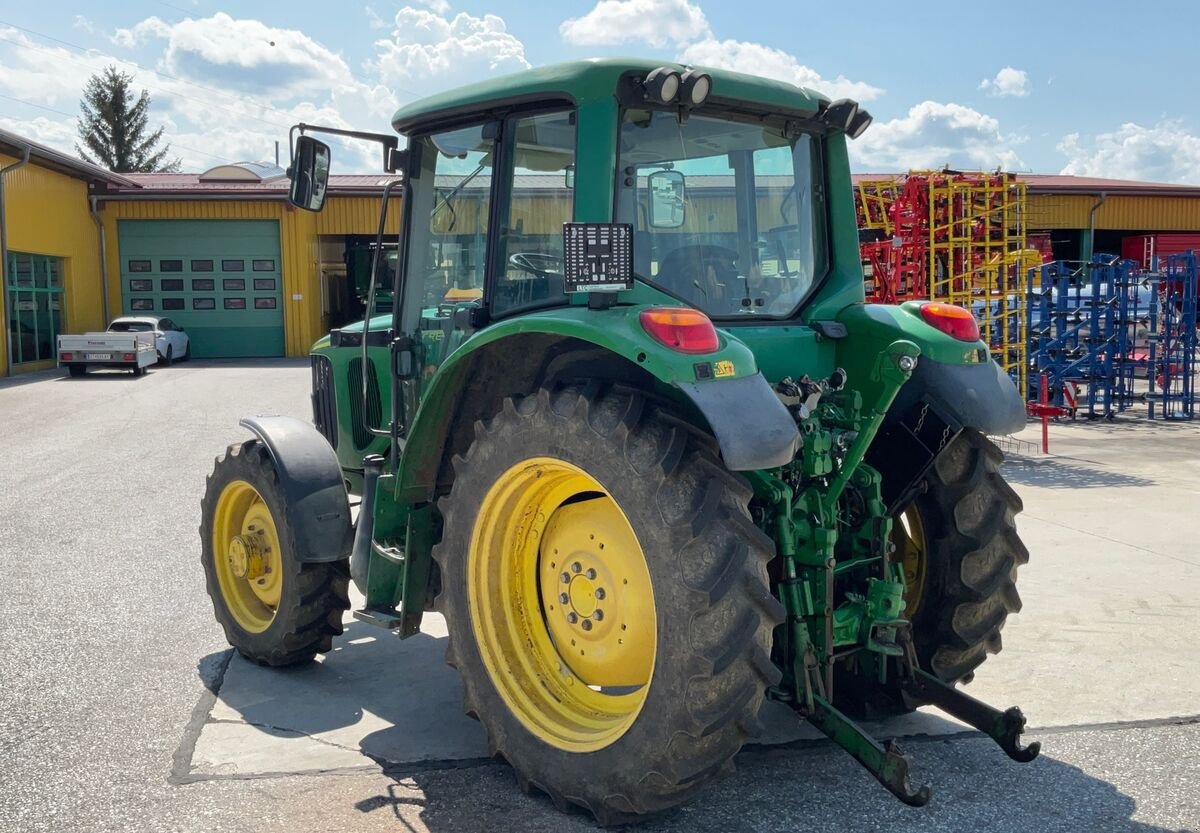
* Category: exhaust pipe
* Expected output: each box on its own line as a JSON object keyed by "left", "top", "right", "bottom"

{"left": 350, "top": 454, "right": 385, "bottom": 593}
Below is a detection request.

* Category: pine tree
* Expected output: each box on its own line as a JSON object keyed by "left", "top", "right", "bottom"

{"left": 76, "top": 66, "right": 181, "bottom": 173}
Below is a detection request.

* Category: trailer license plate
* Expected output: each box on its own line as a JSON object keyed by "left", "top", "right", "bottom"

{"left": 85, "top": 353, "right": 111, "bottom": 360}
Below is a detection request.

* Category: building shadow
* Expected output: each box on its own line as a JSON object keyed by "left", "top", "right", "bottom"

{"left": 351, "top": 733, "right": 1191, "bottom": 833}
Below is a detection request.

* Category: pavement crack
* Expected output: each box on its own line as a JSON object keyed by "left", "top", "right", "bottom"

{"left": 207, "top": 717, "right": 367, "bottom": 756}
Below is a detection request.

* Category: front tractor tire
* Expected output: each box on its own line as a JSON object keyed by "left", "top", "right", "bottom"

{"left": 200, "top": 440, "right": 350, "bottom": 666}
{"left": 433, "top": 385, "right": 784, "bottom": 825}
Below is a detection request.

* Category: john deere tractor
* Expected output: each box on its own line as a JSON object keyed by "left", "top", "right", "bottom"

{"left": 200, "top": 59, "right": 1037, "bottom": 823}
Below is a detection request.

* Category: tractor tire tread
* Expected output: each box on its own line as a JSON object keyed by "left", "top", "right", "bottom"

{"left": 200, "top": 440, "right": 350, "bottom": 668}
{"left": 432, "top": 382, "right": 775, "bottom": 826}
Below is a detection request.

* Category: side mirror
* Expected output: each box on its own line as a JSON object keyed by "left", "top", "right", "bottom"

{"left": 288, "top": 135, "right": 331, "bottom": 212}
{"left": 647, "top": 169, "right": 686, "bottom": 228}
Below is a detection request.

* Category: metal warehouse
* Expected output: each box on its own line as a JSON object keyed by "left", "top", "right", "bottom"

{"left": 5, "top": 123, "right": 1200, "bottom": 378}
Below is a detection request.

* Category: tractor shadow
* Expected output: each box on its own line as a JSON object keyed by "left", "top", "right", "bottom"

{"left": 196, "top": 618, "right": 490, "bottom": 767}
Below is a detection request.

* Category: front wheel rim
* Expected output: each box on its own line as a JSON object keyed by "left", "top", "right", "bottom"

{"left": 212, "top": 479, "right": 284, "bottom": 633}
{"left": 468, "top": 457, "right": 656, "bottom": 753}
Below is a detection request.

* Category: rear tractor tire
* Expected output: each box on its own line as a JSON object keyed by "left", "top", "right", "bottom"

{"left": 433, "top": 384, "right": 784, "bottom": 825}
{"left": 839, "top": 429, "right": 1028, "bottom": 716}
{"left": 199, "top": 440, "right": 350, "bottom": 666}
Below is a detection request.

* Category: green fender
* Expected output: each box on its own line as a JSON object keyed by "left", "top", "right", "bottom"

{"left": 395, "top": 304, "right": 800, "bottom": 502}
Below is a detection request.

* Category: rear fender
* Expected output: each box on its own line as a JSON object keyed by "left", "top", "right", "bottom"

{"left": 395, "top": 306, "right": 799, "bottom": 503}
{"left": 238, "top": 415, "right": 353, "bottom": 563}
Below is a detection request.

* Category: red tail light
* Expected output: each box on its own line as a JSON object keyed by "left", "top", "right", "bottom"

{"left": 61, "top": 352, "right": 73, "bottom": 361}
{"left": 122, "top": 352, "right": 135, "bottom": 361}
{"left": 919, "top": 303, "right": 980, "bottom": 342}
{"left": 639, "top": 307, "right": 720, "bottom": 354}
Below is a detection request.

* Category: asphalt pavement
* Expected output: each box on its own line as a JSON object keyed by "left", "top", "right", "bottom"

{"left": 0, "top": 360, "right": 1197, "bottom": 832}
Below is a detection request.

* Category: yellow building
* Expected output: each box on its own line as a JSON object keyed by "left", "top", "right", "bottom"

{"left": 1, "top": 128, "right": 135, "bottom": 375}
{"left": 1, "top": 127, "right": 395, "bottom": 377}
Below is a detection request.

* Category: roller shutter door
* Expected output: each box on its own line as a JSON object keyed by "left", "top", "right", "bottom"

{"left": 118, "top": 219, "right": 284, "bottom": 358}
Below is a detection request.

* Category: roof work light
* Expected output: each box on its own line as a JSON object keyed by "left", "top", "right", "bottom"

{"left": 680, "top": 70, "right": 712, "bottom": 106}
{"left": 643, "top": 68, "right": 682, "bottom": 104}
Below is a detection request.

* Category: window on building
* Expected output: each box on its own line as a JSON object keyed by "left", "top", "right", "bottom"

{"left": 252, "top": 259, "right": 276, "bottom": 272}
{"left": 254, "top": 297, "right": 277, "bottom": 309}
{"left": 191, "top": 260, "right": 214, "bottom": 272}
{"left": 160, "top": 260, "right": 184, "bottom": 272}
{"left": 223, "top": 278, "right": 245, "bottom": 291}
{"left": 162, "top": 298, "right": 185, "bottom": 310}
{"left": 225, "top": 298, "right": 246, "bottom": 310}
{"left": 192, "top": 279, "right": 215, "bottom": 291}
{"left": 161, "top": 279, "right": 184, "bottom": 291}
{"left": 5, "top": 252, "right": 64, "bottom": 364}
{"left": 128, "top": 260, "right": 152, "bottom": 273}
{"left": 194, "top": 298, "right": 216, "bottom": 310}
{"left": 221, "top": 259, "right": 245, "bottom": 272}
{"left": 253, "top": 278, "right": 276, "bottom": 290}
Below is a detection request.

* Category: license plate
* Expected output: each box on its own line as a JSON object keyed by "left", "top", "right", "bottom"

{"left": 85, "top": 353, "right": 111, "bottom": 361}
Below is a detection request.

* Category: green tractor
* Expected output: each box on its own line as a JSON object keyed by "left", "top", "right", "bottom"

{"left": 200, "top": 59, "right": 1036, "bottom": 823}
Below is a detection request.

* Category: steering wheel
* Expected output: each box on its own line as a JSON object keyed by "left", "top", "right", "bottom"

{"left": 508, "top": 252, "right": 562, "bottom": 279}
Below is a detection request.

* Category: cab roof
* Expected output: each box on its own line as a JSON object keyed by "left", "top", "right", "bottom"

{"left": 391, "top": 58, "right": 828, "bottom": 135}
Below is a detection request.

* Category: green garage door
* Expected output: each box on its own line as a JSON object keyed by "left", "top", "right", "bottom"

{"left": 118, "top": 220, "right": 284, "bottom": 358}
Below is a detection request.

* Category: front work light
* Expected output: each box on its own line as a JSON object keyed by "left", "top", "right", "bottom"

{"left": 639, "top": 307, "right": 720, "bottom": 354}
{"left": 643, "top": 67, "right": 682, "bottom": 104}
{"left": 680, "top": 70, "right": 712, "bottom": 106}
{"left": 822, "top": 99, "right": 859, "bottom": 133}
{"left": 919, "top": 303, "right": 981, "bottom": 342}
{"left": 847, "top": 108, "right": 873, "bottom": 139}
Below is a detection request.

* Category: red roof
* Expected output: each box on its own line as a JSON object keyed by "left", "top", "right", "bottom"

{"left": 114, "top": 172, "right": 392, "bottom": 195}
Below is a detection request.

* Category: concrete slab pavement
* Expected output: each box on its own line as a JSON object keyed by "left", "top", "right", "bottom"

{"left": 182, "top": 417, "right": 1200, "bottom": 782}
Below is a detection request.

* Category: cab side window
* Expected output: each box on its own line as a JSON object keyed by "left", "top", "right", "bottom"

{"left": 492, "top": 111, "right": 576, "bottom": 316}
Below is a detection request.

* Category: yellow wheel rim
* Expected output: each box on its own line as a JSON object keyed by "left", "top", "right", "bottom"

{"left": 893, "top": 504, "right": 928, "bottom": 616}
{"left": 468, "top": 457, "right": 656, "bottom": 753}
{"left": 212, "top": 479, "right": 284, "bottom": 633}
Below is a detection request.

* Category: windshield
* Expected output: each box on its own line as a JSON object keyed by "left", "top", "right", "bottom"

{"left": 616, "top": 110, "right": 825, "bottom": 318}
{"left": 109, "top": 321, "right": 155, "bottom": 332}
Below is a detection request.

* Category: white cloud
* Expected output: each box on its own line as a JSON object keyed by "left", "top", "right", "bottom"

{"left": 116, "top": 13, "right": 358, "bottom": 96}
{"left": 1058, "top": 122, "right": 1200, "bottom": 184}
{"left": 416, "top": 0, "right": 451, "bottom": 13}
{"left": 852, "top": 101, "right": 1024, "bottom": 171}
{"left": 979, "top": 66, "right": 1029, "bottom": 98}
{"left": 560, "top": 0, "right": 710, "bottom": 48}
{"left": 0, "top": 115, "right": 77, "bottom": 149}
{"left": 72, "top": 16, "right": 96, "bottom": 35}
{"left": 370, "top": 8, "right": 529, "bottom": 89}
{"left": 679, "top": 38, "right": 883, "bottom": 102}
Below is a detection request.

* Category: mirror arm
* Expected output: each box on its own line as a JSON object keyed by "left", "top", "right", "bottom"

{"left": 293, "top": 123, "right": 403, "bottom": 172}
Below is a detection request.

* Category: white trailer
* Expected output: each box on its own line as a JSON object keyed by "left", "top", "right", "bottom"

{"left": 57, "top": 332, "right": 157, "bottom": 377}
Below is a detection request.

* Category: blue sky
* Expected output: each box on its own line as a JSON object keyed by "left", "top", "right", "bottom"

{"left": 2, "top": 0, "right": 1199, "bottom": 181}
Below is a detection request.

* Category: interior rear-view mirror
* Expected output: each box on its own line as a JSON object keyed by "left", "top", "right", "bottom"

{"left": 648, "top": 169, "right": 686, "bottom": 228}
{"left": 288, "top": 135, "right": 331, "bottom": 212}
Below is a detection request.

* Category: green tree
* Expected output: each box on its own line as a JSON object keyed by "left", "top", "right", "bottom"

{"left": 76, "top": 66, "right": 181, "bottom": 173}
